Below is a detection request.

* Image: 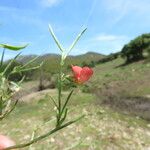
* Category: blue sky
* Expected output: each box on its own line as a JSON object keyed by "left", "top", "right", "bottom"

{"left": 0, "top": 0, "right": 150, "bottom": 59}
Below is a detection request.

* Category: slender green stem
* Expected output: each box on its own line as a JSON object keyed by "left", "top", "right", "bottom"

{"left": 4, "top": 116, "right": 84, "bottom": 150}
{"left": 0, "top": 99, "right": 18, "bottom": 121}
{"left": 60, "top": 90, "right": 74, "bottom": 118}
{"left": 1, "top": 26, "right": 86, "bottom": 150}
{"left": 58, "top": 67, "right": 62, "bottom": 112}
{"left": 0, "top": 96, "right": 3, "bottom": 115}
{"left": 49, "top": 95, "right": 58, "bottom": 109}
{"left": 56, "top": 55, "right": 63, "bottom": 127}
{"left": 29, "top": 127, "right": 37, "bottom": 150}
{"left": 2, "top": 52, "right": 21, "bottom": 76}
{"left": 0, "top": 48, "right": 5, "bottom": 68}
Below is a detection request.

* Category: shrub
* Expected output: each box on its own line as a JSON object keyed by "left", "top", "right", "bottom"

{"left": 121, "top": 33, "right": 150, "bottom": 63}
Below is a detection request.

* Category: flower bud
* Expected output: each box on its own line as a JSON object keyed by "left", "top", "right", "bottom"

{"left": 71, "top": 65, "right": 93, "bottom": 84}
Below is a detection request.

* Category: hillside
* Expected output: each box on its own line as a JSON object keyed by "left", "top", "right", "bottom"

{"left": 1, "top": 53, "right": 150, "bottom": 149}
{"left": 15, "top": 55, "right": 150, "bottom": 120}
{"left": 17, "top": 52, "right": 105, "bottom": 76}
{"left": 90, "top": 57, "right": 150, "bottom": 120}
{"left": 18, "top": 52, "right": 104, "bottom": 65}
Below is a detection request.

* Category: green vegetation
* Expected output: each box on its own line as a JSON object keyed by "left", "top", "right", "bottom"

{"left": 0, "top": 90, "right": 150, "bottom": 149}
{"left": 91, "top": 57, "right": 150, "bottom": 96}
{"left": 1, "top": 32, "right": 150, "bottom": 149}
{"left": 90, "top": 57, "right": 150, "bottom": 120}
{"left": 13, "top": 52, "right": 104, "bottom": 81}
{"left": 121, "top": 33, "right": 150, "bottom": 63}
{"left": 1, "top": 53, "right": 149, "bottom": 149}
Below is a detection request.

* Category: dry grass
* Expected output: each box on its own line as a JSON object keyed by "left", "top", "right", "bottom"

{"left": 0, "top": 89, "right": 150, "bottom": 150}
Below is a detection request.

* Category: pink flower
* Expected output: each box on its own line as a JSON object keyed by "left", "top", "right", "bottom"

{"left": 0, "top": 135, "right": 15, "bottom": 150}
{"left": 71, "top": 65, "right": 93, "bottom": 84}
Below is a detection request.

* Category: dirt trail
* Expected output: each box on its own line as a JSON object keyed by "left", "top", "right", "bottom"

{"left": 19, "top": 89, "right": 56, "bottom": 103}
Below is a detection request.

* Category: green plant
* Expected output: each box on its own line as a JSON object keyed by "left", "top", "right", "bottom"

{"left": 121, "top": 33, "right": 150, "bottom": 63}
{"left": 0, "top": 44, "right": 42, "bottom": 121}
{"left": 1, "top": 25, "right": 91, "bottom": 150}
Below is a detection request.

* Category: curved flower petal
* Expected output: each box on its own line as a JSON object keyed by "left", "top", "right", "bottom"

{"left": 71, "top": 65, "right": 82, "bottom": 77}
{"left": 80, "top": 67, "right": 93, "bottom": 83}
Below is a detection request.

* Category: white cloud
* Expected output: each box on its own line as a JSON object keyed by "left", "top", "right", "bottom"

{"left": 89, "top": 34, "right": 130, "bottom": 54}
{"left": 70, "top": 48, "right": 88, "bottom": 55}
{"left": 40, "top": 0, "right": 62, "bottom": 7}
{"left": 93, "top": 34, "right": 127, "bottom": 42}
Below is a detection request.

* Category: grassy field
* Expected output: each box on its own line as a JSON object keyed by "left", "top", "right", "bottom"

{"left": 91, "top": 57, "right": 150, "bottom": 97}
{"left": 0, "top": 57, "right": 150, "bottom": 150}
{"left": 0, "top": 89, "right": 150, "bottom": 150}
{"left": 89, "top": 58, "right": 150, "bottom": 120}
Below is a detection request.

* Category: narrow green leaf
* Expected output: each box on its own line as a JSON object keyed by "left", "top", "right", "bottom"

{"left": 49, "top": 95, "right": 58, "bottom": 109}
{"left": 29, "top": 127, "right": 37, "bottom": 150}
{"left": 61, "top": 90, "right": 74, "bottom": 114}
{"left": 0, "top": 99, "right": 19, "bottom": 120}
{"left": 0, "top": 44, "right": 28, "bottom": 51}
{"left": 4, "top": 115, "right": 84, "bottom": 150}
{"left": 2, "top": 52, "right": 21, "bottom": 75}
{"left": 67, "top": 28, "right": 87, "bottom": 54}
{"left": 59, "top": 108, "right": 68, "bottom": 125}
{"left": 11, "top": 60, "right": 43, "bottom": 74}
{"left": 12, "top": 63, "right": 42, "bottom": 74}
{"left": 0, "top": 49, "right": 5, "bottom": 67}
{"left": 22, "top": 56, "right": 39, "bottom": 68}
{"left": 48, "top": 25, "right": 64, "bottom": 52}
{"left": 18, "top": 75, "right": 25, "bottom": 85}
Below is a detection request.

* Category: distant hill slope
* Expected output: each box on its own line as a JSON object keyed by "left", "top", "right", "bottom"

{"left": 17, "top": 55, "right": 38, "bottom": 64}
{"left": 17, "top": 52, "right": 105, "bottom": 74}
{"left": 92, "top": 57, "right": 150, "bottom": 97}
{"left": 91, "top": 57, "right": 150, "bottom": 120}
{"left": 18, "top": 52, "right": 104, "bottom": 63}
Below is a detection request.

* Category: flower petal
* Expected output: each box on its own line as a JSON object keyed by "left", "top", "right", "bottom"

{"left": 71, "top": 65, "right": 82, "bottom": 77}
{"left": 80, "top": 67, "right": 93, "bottom": 83}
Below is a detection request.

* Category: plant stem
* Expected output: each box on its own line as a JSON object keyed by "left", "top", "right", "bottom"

{"left": 0, "top": 96, "right": 3, "bottom": 115}
{"left": 4, "top": 116, "right": 84, "bottom": 150}
{"left": 0, "top": 48, "right": 5, "bottom": 68}
{"left": 0, "top": 99, "right": 18, "bottom": 121}
{"left": 56, "top": 55, "right": 63, "bottom": 127}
